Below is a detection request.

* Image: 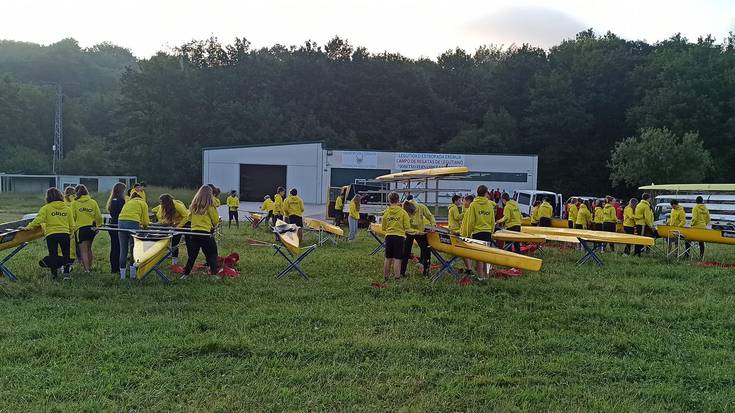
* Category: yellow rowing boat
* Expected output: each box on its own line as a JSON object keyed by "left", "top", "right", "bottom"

{"left": 426, "top": 232, "right": 542, "bottom": 271}
{"left": 656, "top": 225, "right": 735, "bottom": 245}
{"left": 133, "top": 234, "right": 171, "bottom": 278}
{"left": 304, "top": 217, "right": 344, "bottom": 237}
{"left": 274, "top": 219, "right": 300, "bottom": 255}
{"left": 492, "top": 230, "right": 546, "bottom": 244}
{"left": 0, "top": 227, "right": 44, "bottom": 251}
{"left": 522, "top": 226, "right": 654, "bottom": 246}
{"left": 375, "top": 166, "right": 469, "bottom": 182}
{"left": 369, "top": 222, "right": 386, "bottom": 237}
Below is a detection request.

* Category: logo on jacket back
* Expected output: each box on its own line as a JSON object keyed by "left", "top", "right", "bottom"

{"left": 478, "top": 210, "right": 493, "bottom": 216}
{"left": 79, "top": 207, "right": 94, "bottom": 214}
{"left": 51, "top": 211, "right": 67, "bottom": 217}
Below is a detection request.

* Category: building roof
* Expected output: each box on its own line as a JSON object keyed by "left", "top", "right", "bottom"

{"left": 202, "top": 141, "right": 537, "bottom": 158}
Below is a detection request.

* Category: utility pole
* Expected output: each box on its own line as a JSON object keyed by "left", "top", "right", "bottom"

{"left": 51, "top": 84, "right": 63, "bottom": 175}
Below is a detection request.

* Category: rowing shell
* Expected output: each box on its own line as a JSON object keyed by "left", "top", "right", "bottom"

{"left": 304, "top": 217, "right": 344, "bottom": 237}
{"left": 426, "top": 232, "right": 543, "bottom": 272}
{"left": 274, "top": 219, "right": 300, "bottom": 255}
{"left": 369, "top": 222, "right": 386, "bottom": 237}
{"left": 492, "top": 230, "right": 546, "bottom": 244}
{"left": 656, "top": 225, "right": 735, "bottom": 245}
{"left": 132, "top": 234, "right": 171, "bottom": 278}
{"left": 0, "top": 227, "right": 44, "bottom": 251}
{"left": 521, "top": 226, "right": 654, "bottom": 246}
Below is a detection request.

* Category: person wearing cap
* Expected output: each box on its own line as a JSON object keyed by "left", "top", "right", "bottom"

{"left": 633, "top": 193, "right": 654, "bottom": 256}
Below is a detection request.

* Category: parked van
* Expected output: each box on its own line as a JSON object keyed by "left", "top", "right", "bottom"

{"left": 513, "top": 190, "right": 563, "bottom": 217}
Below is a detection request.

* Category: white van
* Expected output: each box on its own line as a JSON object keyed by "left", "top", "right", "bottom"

{"left": 513, "top": 190, "right": 563, "bottom": 217}
{"left": 654, "top": 194, "right": 735, "bottom": 229}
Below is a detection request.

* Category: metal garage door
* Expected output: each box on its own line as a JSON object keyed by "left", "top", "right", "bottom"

{"left": 330, "top": 168, "right": 391, "bottom": 187}
{"left": 240, "top": 164, "right": 287, "bottom": 201}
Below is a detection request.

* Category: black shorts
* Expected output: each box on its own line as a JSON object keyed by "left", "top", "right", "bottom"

{"left": 76, "top": 225, "right": 96, "bottom": 243}
{"left": 603, "top": 222, "right": 616, "bottom": 232}
{"left": 472, "top": 232, "right": 492, "bottom": 242}
{"left": 384, "top": 235, "right": 404, "bottom": 259}
{"left": 228, "top": 210, "right": 239, "bottom": 220}
{"left": 289, "top": 215, "right": 304, "bottom": 227}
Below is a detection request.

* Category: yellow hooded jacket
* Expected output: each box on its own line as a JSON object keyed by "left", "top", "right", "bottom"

{"left": 283, "top": 195, "right": 305, "bottom": 217}
{"left": 226, "top": 195, "right": 239, "bottom": 211}
{"left": 538, "top": 201, "right": 553, "bottom": 219}
{"left": 575, "top": 204, "right": 592, "bottom": 228}
{"left": 381, "top": 204, "right": 411, "bottom": 237}
{"left": 261, "top": 198, "right": 274, "bottom": 212}
{"left": 464, "top": 196, "right": 496, "bottom": 235}
{"left": 668, "top": 205, "right": 686, "bottom": 227}
{"left": 593, "top": 206, "right": 604, "bottom": 224}
{"left": 634, "top": 199, "right": 654, "bottom": 227}
{"left": 691, "top": 204, "right": 710, "bottom": 229}
{"left": 503, "top": 199, "right": 522, "bottom": 228}
{"left": 567, "top": 203, "right": 578, "bottom": 222}
{"left": 72, "top": 195, "right": 103, "bottom": 228}
{"left": 190, "top": 206, "right": 220, "bottom": 232}
{"left": 118, "top": 197, "right": 150, "bottom": 227}
{"left": 448, "top": 203, "right": 462, "bottom": 233}
{"left": 273, "top": 194, "right": 284, "bottom": 216}
{"left": 153, "top": 199, "right": 190, "bottom": 227}
{"left": 623, "top": 205, "right": 636, "bottom": 227}
{"left": 349, "top": 199, "right": 360, "bottom": 220}
{"left": 27, "top": 201, "right": 75, "bottom": 235}
{"left": 603, "top": 203, "right": 617, "bottom": 223}
{"left": 334, "top": 195, "right": 344, "bottom": 211}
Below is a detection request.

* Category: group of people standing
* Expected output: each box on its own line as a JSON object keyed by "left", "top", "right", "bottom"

{"left": 21, "top": 182, "right": 225, "bottom": 281}
{"left": 381, "top": 185, "right": 523, "bottom": 280}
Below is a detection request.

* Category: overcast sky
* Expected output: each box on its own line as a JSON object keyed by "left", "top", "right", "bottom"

{"left": 2, "top": 0, "right": 734, "bottom": 58}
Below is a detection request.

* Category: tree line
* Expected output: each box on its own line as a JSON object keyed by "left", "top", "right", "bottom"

{"left": 1, "top": 30, "right": 733, "bottom": 196}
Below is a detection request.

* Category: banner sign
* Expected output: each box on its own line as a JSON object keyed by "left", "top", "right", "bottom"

{"left": 395, "top": 152, "right": 465, "bottom": 170}
{"left": 341, "top": 151, "right": 378, "bottom": 169}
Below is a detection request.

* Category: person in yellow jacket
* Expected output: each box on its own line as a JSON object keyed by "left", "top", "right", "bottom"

{"left": 622, "top": 198, "right": 638, "bottom": 255}
{"left": 381, "top": 192, "right": 410, "bottom": 280}
{"left": 348, "top": 194, "right": 361, "bottom": 241}
{"left": 260, "top": 195, "right": 274, "bottom": 226}
{"left": 464, "top": 186, "right": 497, "bottom": 278}
{"left": 567, "top": 198, "right": 578, "bottom": 229}
{"left": 153, "top": 194, "right": 190, "bottom": 266}
{"left": 666, "top": 199, "right": 690, "bottom": 257}
{"left": 448, "top": 195, "right": 463, "bottom": 234}
{"left": 226, "top": 190, "right": 240, "bottom": 229}
{"left": 184, "top": 185, "right": 221, "bottom": 278}
{"left": 333, "top": 187, "right": 346, "bottom": 227}
{"left": 22, "top": 187, "right": 75, "bottom": 280}
{"left": 633, "top": 193, "right": 655, "bottom": 256}
{"left": 117, "top": 192, "right": 149, "bottom": 280}
{"left": 691, "top": 196, "right": 710, "bottom": 259}
{"left": 71, "top": 184, "right": 103, "bottom": 273}
{"left": 602, "top": 196, "right": 618, "bottom": 252}
{"left": 530, "top": 200, "right": 541, "bottom": 226}
{"left": 407, "top": 195, "right": 436, "bottom": 228}
{"left": 593, "top": 200, "right": 605, "bottom": 231}
{"left": 401, "top": 200, "right": 432, "bottom": 277}
{"left": 283, "top": 188, "right": 305, "bottom": 240}
{"left": 272, "top": 187, "right": 286, "bottom": 225}
{"left": 575, "top": 200, "right": 593, "bottom": 229}
{"left": 538, "top": 197, "right": 553, "bottom": 227}
{"left": 497, "top": 192, "right": 522, "bottom": 254}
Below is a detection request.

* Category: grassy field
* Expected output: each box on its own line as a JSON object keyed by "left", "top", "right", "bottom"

{"left": 2, "top": 190, "right": 735, "bottom": 411}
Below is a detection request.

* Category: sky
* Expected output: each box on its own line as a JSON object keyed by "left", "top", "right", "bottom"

{"left": 2, "top": 0, "right": 735, "bottom": 58}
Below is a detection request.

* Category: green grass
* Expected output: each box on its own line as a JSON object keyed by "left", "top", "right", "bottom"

{"left": 2, "top": 191, "right": 735, "bottom": 411}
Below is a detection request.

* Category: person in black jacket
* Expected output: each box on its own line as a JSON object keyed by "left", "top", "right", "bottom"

{"left": 106, "top": 182, "right": 127, "bottom": 274}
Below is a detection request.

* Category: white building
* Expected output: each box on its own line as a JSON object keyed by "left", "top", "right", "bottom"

{"left": 202, "top": 142, "right": 538, "bottom": 204}
{"left": 0, "top": 174, "right": 137, "bottom": 194}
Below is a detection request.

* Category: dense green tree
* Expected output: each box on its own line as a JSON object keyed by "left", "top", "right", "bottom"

{"left": 609, "top": 127, "right": 713, "bottom": 187}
